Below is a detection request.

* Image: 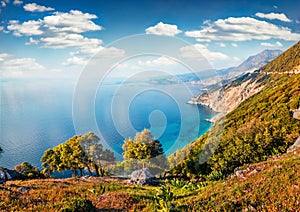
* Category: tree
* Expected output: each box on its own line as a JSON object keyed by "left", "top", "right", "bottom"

{"left": 78, "top": 132, "right": 116, "bottom": 176}
{"left": 122, "top": 129, "right": 165, "bottom": 170}
{"left": 41, "top": 132, "right": 115, "bottom": 177}
{"left": 14, "top": 162, "right": 44, "bottom": 179}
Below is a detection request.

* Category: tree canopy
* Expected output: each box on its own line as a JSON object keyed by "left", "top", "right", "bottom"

{"left": 41, "top": 132, "right": 115, "bottom": 177}
{"left": 122, "top": 129, "right": 166, "bottom": 172}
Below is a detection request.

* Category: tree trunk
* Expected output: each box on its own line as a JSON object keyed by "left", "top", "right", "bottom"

{"left": 72, "top": 169, "right": 77, "bottom": 177}
{"left": 94, "top": 164, "right": 100, "bottom": 177}
{"left": 86, "top": 164, "right": 93, "bottom": 176}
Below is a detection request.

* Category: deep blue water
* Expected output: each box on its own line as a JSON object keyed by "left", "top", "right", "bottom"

{"left": 0, "top": 79, "right": 215, "bottom": 169}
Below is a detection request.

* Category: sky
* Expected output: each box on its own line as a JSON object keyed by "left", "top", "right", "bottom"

{"left": 0, "top": 0, "right": 299, "bottom": 79}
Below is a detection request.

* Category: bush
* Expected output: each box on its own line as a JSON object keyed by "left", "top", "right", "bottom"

{"left": 59, "top": 197, "right": 95, "bottom": 212}
{"left": 14, "top": 162, "right": 45, "bottom": 179}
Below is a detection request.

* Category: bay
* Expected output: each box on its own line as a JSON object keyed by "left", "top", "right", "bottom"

{"left": 0, "top": 79, "right": 215, "bottom": 169}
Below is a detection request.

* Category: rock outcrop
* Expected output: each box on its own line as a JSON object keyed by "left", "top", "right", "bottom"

{"left": 130, "top": 168, "right": 155, "bottom": 185}
{"left": 189, "top": 72, "right": 264, "bottom": 121}
{"left": 287, "top": 137, "right": 300, "bottom": 153}
{"left": 0, "top": 168, "right": 22, "bottom": 184}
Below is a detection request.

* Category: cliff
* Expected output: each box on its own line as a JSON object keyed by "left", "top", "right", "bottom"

{"left": 189, "top": 71, "right": 265, "bottom": 121}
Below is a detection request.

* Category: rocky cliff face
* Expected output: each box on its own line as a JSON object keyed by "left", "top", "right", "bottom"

{"left": 189, "top": 72, "right": 265, "bottom": 121}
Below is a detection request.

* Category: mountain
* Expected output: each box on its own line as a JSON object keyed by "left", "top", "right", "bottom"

{"left": 233, "top": 49, "right": 282, "bottom": 72}
{"left": 169, "top": 41, "right": 300, "bottom": 178}
{"left": 216, "top": 49, "right": 282, "bottom": 79}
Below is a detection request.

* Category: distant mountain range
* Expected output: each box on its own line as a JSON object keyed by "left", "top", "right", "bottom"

{"left": 169, "top": 41, "right": 300, "bottom": 180}
{"left": 217, "top": 49, "right": 282, "bottom": 78}
{"left": 152, "top": 49, "right": 282, "bottom": 86}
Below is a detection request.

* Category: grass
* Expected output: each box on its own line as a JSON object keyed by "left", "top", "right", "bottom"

{"left": 1, "top": 149, "right": 299, "bottom": 211}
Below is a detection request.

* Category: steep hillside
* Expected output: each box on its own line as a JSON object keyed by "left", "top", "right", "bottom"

{"left": 1, "top": 148, "right": 299, "bottom": 211}
{"left": 170, "top": 41, "right": 300, "bottom": 177}
{"left": 262, "top": 41, "right": 300, "bottom": 73}
{"left": 188, "top": 70, "right": 265, "bottom": 120}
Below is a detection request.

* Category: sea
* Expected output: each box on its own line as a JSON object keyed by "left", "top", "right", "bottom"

{"left": 0, "top": 79, "right": 215, "bottom": 170}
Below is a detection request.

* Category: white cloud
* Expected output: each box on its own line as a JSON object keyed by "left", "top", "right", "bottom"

{"left": 25, "top": 37, "right": 39, "bottom": 45}
{"left": 255, "top": 12, "right": 292, "bottom": 22}
{"left": 217, "top": 42, "right": 226, "bottom": 47}
{"left": 8, "top": 10, "right": 103, "bottom": 36}
{"left": 1, "top": 1, "right": 6, "bottom": 7}
{"left": 40, "top": 33, "right": 102, "bottom": 49}
{"left": 13, "top": 0, "right": 22, "bottom": 5}
{"left": 185, "top": 17, "right": 300, "bottom": 42}
{"left": 7, "top": 20, "right": 43, "bottom": 36}
{"left": 44, "top": 10, "right": 102, "bottom": 33}
{"left": 261, "top": 41, "right": 283, "bottom": 47}
{"left": 63, "top": 56, "right": 88, "bottom": 66}
{"left": 145, "top": 22, "right": 182, "bottom": 36}
{"left": 180, "top": 44, "right": 229, "bottom": 61}
{"left": 231, "top": 43, "right": 238, "bottom": 47}
{"left": 138, "top": 56, "right": 177, "bottom": 66}
{"left": 93, "top": 46, "right": 125, "bottom": 58}
{"left": 0, "top": 57, "right": 46, "bottom": 77}
{"left": 65, "top": 46, "right": 125, "bottom": 66}
{"left": 0, "top": 53, "right": 12, "bottom": 61}
{"left": 24, "top": 3, "right": 54, "bottom": 12}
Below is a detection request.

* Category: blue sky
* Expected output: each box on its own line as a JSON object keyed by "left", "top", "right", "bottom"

{"left": 0, "top": 0, "right": 299, "bottom": 79}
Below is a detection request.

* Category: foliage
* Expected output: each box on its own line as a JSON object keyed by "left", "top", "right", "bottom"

{"left": 14, "top": 162, "right": 45, "bottom": 179}
{"left": 41, "top": 132, "right": 115, "bottom": 177}
{"left": 1, "top": 150, "right": 298, "bottom": 211}
{"left": 169, "top": 41, "right": 300, "bottom": 178}
{"left": 155, "top": 184, "right": 176, "bottom": 212}
{"left": 262, "top": 41, "right": 300, "bottom": 73}
{"left": 59, "top": 197, "right": 95, "bottom": 212}
{"left": 122, "top": 129, "right": 167, "bottom": 172}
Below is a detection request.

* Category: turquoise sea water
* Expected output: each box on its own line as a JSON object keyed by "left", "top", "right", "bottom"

{"left": 0, "top": 79, "right": 215, "bottom": 169}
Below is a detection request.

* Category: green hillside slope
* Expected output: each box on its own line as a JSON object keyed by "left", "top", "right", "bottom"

{"left": 169, "top": 41, "right": 300, "bottom": 178}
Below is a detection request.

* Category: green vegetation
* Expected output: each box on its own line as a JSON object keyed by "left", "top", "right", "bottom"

{"left": 262, "top": 41, "right": 300, "bottom": 73}
{"left": 120, "top": 129, "right": 168, "bottom": 174}
{"left": 41, "top": 132, "right": 115, "bottom": 177}
{"left": 1, "top": 150, "right": 299, "bottom": 211}
{"left": 169, "top": 42, "right": 300, "bottom": 178}
{"left": 1, "top": 42, "right": 300, "bottom": 211}
{"left": 14, "top": 162, "right": 45, "bottom": 179}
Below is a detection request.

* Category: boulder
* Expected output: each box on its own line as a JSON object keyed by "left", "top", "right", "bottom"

{"left": 0, "top": 168, "right": 23, "bottom": 184}
{"left": 287, "top": 136, "right": 300, "bottom": 153}
{"left": 130, "top": 168, "right": 155, "bottom": 185}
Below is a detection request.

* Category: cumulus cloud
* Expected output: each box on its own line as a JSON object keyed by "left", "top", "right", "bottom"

{"left": 138, "top": 56, "right": 177, "bottom": 66}
{"left": 13, "top": 0, "right": 22, "bottom": 5}
{"left": 8, "top": 10, "right": 103, "bottom": 36}
{"left": 64, "top": 46, "right": 125, "bottom": 66}
{"left": 24, "top": 3, "right": 54, "bottom": 12}
{"left": 0, "top": 57, "right": 46, "bottom": 77}
{"left": 40, "top": 33, "right": 102, "bottom": 49}
{"left": 145, "top": 22, "right": 182, "bottom": 36}
{"left": 7, "top": 20, "right": 43, "bottom": 36}
{"left": 217, "top": 42, "right": 226, "bottom": 47}
{"left": 44, "top": 10, "right": 102, "bottom": 33}
{"left": 0, "top": 53, "right": 13, "bottom": 61}
{"left": 231, "top": 43, "right": 238, "bottom": 47}
{"left": 261, "top": 41, "right": 283, "bottom": 47}
{"left": 255, "top": 12, "right": 292, "bottom": 22}
{"left": 63, "top": 56, "right": 88, "bottom": 66}
{"left": 185, "top": 17, "right": 300, "bottom": 42}
{"left": 25, "top": 37, "right": 39, "bottom": 45}
{"left": 180, "top": 44, "right": 229, "bottom": 61}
